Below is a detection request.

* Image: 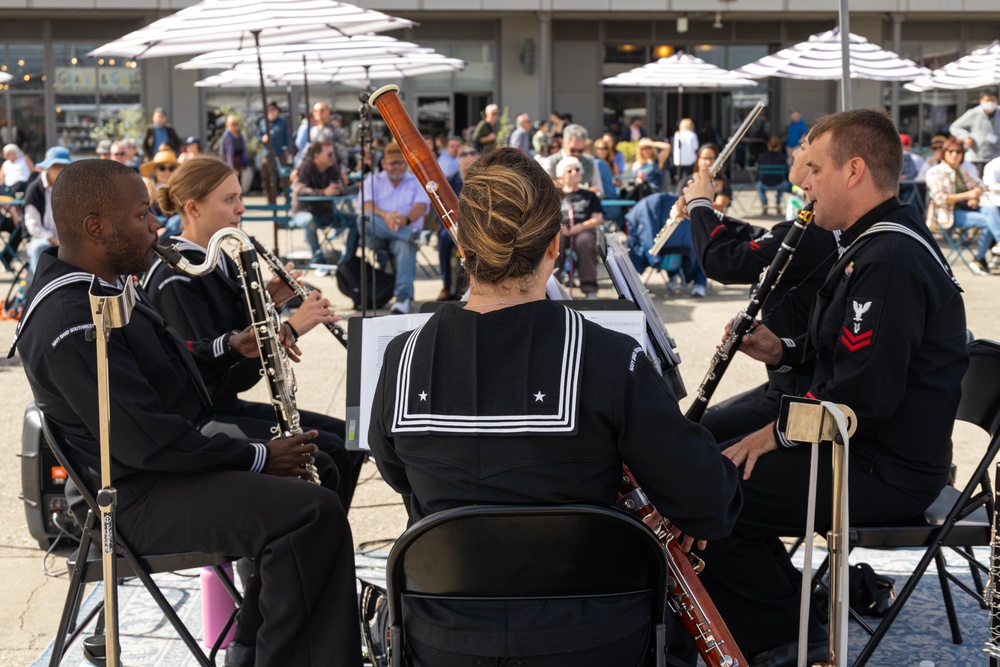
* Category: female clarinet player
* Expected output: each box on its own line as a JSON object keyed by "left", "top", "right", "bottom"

{"left": 141, "top": 155, "right": 364, "bottom": 510}
{"left": 368, "top": 146, "right": 743, "bottom": 667}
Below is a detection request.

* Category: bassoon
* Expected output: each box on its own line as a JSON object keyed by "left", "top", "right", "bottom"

{"left": 685, "top": 203, "right": 815, "bottom": 422}
{"left": 618, "top": 467, "right": 746, "bottom": 667}
{"left": 369, "top": 83, "right": 745, "bottom": 666}
{"left": 368, "top": 85, "right": 463, "bottom": 259}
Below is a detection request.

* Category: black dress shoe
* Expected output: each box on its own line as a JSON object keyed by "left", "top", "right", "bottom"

{"left": 748, "top": 639, "right": 828, "bottom": 667}
{"left": 224, "top": 641, "right": 256, "bottom": 667}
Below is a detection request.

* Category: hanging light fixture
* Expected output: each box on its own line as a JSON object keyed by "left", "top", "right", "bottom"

{"left": 713, "top": 12, "right": 724, "bottom": 29}
{"left": 677, "top": 15, "right": 689, "bottom": 34}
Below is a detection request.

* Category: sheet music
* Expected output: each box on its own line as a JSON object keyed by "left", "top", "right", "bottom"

{"left": 350, "top": 308, "right": 646, "bottom": 450}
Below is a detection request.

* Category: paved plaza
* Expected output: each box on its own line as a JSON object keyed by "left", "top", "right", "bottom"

{"left": 0, "top": 190, "right": 995, "bottom": 664}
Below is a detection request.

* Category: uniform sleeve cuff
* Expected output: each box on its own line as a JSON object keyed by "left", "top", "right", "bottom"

{"left": 773, "top": 421, "right": 799, "bottom": 448}
{"left": 249, "top": 442, "right": 269, "bottom": 473}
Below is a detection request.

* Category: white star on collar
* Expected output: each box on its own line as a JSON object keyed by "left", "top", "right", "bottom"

{"left": 418, "top": 391, "right": 428, "bottom": 401}
{"left": 533, "top": 391, "right": 545, "bottom": 402}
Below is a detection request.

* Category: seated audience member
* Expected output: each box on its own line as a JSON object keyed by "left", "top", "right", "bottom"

{"left": 545, "top": 124, "right": 604, "bottom": 196}
{"left": 982, "top": 154, "right": 1000, "bottom": 208}
{"left": 290, "top": 140, "right": 345, "bottom": 275}
{"left": 925, "top": 137, "right": 1000, "bottom": 275}
{"left": 369, "top": 146, "right": 741, "bottom": 667}
{"left": 24, "top": 146, "right": 72, "bottom": 273}
{"left": 357, "top": 141, "right": 431, "bottom": 315}
{"left": 437, "top": 136, "right": 462, "bottom": 180}
{"left": 0, "top": 143, "right": 33, "bottom": 227}
{"left": 13, "top": 158, "right": 361, "bottom": 667}
{"left": 631, "top": 138, "right": 669, "bottom": 194}
{"left": 603, "top": 131, "right": 627, "bottom": 177}
{"left": 554, "top": 156, "right": 604, "bottom": 298}
{"left": 139, "top": 149, "right": 181, "bottom": 236}
{"left": 755, "top": 135, "right": 792, "bottom": 214}
{"left": 899, "top": 133, "right": 925, "bottom": 180}
{"left": 179, "top": 136, "right": 202, "bottom": 163}
{"left": 696, "top": 110, "right": 968, "bottom": 665}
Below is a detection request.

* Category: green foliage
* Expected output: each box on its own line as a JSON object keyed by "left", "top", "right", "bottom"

{"left": 89, "top": 107, "right": 145, "bottom": 142}
{"left": 494, "top": 106, "right": 515, "bottom": 146}
{"left": 617, "top": 140, "right": 638, "bottom": 166}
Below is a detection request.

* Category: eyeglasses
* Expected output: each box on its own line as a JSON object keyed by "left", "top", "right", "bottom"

{"left": 595, "top": 146, "right": 608, "bottom": 151}
{"left": 156, "top": 165, "right": 176, "bottom": 172}
{"left": 112, "top": 152, "right": 126, "bottom": 157}
{"left": 459, "top": 150, "right": 477, "bottom": 157}
{"left": 385, "top": 160, "right": 406, "bottom": 167}
{"left": 565, "top": 167, "right": 581, "bottom": 173}
{"left": 945, "top": 148, "right": 964, "bottom": 154}
{"left": 567, "top": 147, "right": 583, "bottom": 155}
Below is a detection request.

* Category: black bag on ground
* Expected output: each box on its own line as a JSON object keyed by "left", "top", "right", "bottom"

{"left": 336, "top": 256, "right": 394, "bottom": 309}
{"left": 849, "top": 562, "right": 895, "bottom": 617}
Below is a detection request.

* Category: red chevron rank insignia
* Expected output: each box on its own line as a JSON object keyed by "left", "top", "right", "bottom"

{"left": 840, "top": 326, "right": 873, "bottom": 352}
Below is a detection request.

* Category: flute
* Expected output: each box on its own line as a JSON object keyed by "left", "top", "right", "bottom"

{"left": 650, "top": 101, "right": 765, "bottom": 256}
{"left": 248, "top": 236, "right": 348, "bottom": 349}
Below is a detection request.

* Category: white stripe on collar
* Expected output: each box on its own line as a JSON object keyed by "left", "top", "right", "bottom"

{"left": 391, "top": 307, "right": 585, "bottom": 434}
{"left": 857, "top": 222, "right": 960, "bottom": 288}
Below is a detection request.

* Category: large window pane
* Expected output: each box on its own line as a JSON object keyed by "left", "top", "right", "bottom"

{"left": 3, "top": 44, "right": 44, "bottom": 92}
{"left": 12, "top": 94, "right": 45, "bottom": 159}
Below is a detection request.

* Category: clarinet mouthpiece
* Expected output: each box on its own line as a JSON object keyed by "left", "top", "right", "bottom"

{"left": 153, "top": 243, "right": 184, "bottom": 268}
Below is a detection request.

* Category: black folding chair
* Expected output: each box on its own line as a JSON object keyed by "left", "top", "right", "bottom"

{"left": 32, "top": 404, "right": 241, "bottom": 667}
{"left": 816, "top": 339, "right": 1000, "bottom": 666}
{"left": 385, "top": 504, "right": 669, "bottom": 667}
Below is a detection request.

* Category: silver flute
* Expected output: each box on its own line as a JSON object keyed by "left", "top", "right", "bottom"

{"left": 650, "top": 101, "right": 766, "bottom": 256}
{"left": 154, "top": 228, "right": 319, "bottom": 484}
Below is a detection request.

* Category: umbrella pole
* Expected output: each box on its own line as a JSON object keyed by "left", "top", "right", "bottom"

{"left": 252, "top": 30, "right": 283, "bottom": 239}
{"left": 302, "top": 55, "right": 311, "bottom": 116}
{"left": 839, "top": 1, "right": 852, "bottom": 111}
{"left": 676, "top": 84, "right": 683, "bottom": 183}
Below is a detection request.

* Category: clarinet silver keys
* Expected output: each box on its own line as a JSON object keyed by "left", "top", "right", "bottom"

{"left": 986, "top": 462, "right": 1000, "bottom": 665}
{"left": 154, "top": 229, "right": 320, "bottom": 484}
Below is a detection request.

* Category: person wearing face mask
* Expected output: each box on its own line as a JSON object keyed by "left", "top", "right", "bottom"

{"left": 950, "top": 88, "right": 1000, "bottom": 176}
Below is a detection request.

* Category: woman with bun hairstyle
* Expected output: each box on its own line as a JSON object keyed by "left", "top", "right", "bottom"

{"left": 368, "top": 146, "right": 741, "bottom": 667}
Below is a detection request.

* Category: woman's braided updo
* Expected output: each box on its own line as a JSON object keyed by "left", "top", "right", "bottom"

{"left": 457, "top": 147, "right": 562, "bottom": 288}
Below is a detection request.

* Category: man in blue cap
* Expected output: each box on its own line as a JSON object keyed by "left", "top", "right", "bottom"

{"left": 24, "top": 146, "right": 72, "bottom": 274}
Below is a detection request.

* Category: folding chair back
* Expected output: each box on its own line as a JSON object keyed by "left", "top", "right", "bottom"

{"left": 33, "top": 404, "right": 239, "bottom": 667}
{"left": 385, "top": 504, "right": 669, "bottom": 667}
{"left": 846, "top": 339, "right": 1000, "bottom": 665}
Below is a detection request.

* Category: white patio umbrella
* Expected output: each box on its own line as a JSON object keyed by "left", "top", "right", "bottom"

{"left": 197, "top": 54, "right": 465, "bottom": 88}
{"left": 92, "top": 0, "right": 414, "bottom": 196}
{"left": 734, "top": 28, "right": 929, "bottom": 82}
{"left": 905, "top": 41, "right": 1000, "bottom": 92}
{"left": 0, "top": 72, "right": 11, "bottom": 84}
{"left": 90, "top": 0, "right": 414, "bottom": 59}
{"left": 602, "top": 52, "right": 757, "bottom": 175}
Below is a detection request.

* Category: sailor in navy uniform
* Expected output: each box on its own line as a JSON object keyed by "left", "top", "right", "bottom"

{"left": 694, "top": 111, "right": 969, "bottom": 663}
{"left": 681, "top": 139, "right": 840, "bottom": 442}
{"left": 13, "top": 160, "right": 361, "bottom": 667}
{"left": 369, "top": 148, "right": 742, "bottom": 667}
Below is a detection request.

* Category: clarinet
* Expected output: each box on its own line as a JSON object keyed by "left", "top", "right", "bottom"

{"left": 154, "top": 228, "right": 320, "bottom": 484}
{"left": 248, "top": 236, "right": 348, "bottom": 349}
{"left": 685, "top": 203, "right": 815, "bottom": 422}
{"left": 368, "top": 85, "right": 464, "bottom": 259}
{"left": 650, "top": 101, "right": 765, "bottom": 257}
{"left": 985, "top": 463, "right": 1000, "bottom": 665}
{"left": 618, "top": 466, "right": 746, "bottom": 667}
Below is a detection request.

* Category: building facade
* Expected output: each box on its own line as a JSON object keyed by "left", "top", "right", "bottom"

{"left": 0, "top": 1, "right": 997, "bottom": 160}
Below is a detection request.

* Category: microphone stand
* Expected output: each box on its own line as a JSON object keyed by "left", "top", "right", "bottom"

{"left": 86, "top": 275, "right": 137, "bottom": 667}
{"left": 357, "top": 90, "right": 372, "bottom": 317}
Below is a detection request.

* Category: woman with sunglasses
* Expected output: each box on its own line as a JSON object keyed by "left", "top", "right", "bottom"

{"left": 926, "top": 137, "right": 1000, "bottom": 275}
{"left": 139, "top": 149, "right": 181, "bottom": 235}
{"left": 631, "top": 137, "right": 669, "bottom": 194}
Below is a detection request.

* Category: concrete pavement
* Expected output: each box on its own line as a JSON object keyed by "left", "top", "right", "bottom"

{"left": 0, "top": 191, "right": 995, "bottom": 664}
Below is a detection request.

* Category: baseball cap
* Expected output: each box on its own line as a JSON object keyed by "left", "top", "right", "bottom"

{"left": 96, "top": 139, "right": 112, "bottom": 156}
{"left": 183, "top": 136, "right": 201, "bottom": 146}
{"left": 382, "top": 142, "right": 404, "bottom": 163}
{"left": 899, "top": 134, "right": 911, "bottom": 147}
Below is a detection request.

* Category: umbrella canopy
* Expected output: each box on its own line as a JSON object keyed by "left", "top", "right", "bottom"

{"left": 90, "top": 0, "right": 414, "bottom": 59}
{"left": 601, "top": 52, "right": 758, "bottom": 90}
{"left": 734, "top": 28, "right": 929, "bottom": 81}
{"left": 196, "top": 54, "right": 465, "bottom": 88}
{"left": 905, "top": 41, "right": 1000, "bottom": 92}
{"left": 174, "top": 35, "right": 430, "bottom": 70}
{"left": 0, "top": 72, "right": 11, "bottom": 84}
